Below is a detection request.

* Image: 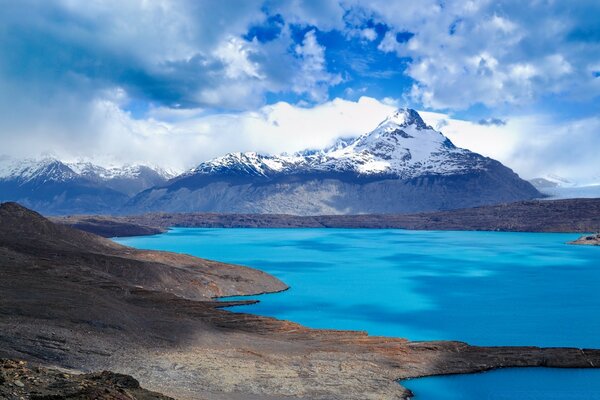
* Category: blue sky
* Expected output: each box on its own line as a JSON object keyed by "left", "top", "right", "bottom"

{"left": 0, "top": 0, "right": 599, "bottom": 182}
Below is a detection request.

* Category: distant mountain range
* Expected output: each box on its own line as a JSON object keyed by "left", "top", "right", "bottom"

{"left": 0, "top": 156, "right": 173, "bottom": 214}
{"left": 1, "top": 109, "right": 543, "bottom": 215}
{"left": 529, "top": 174, "right": 600, "bottom": 200}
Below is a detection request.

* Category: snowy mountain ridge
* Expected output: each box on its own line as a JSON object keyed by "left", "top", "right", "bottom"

{"left": 0, "top": 156, "right": 175, "bottom": 213}
{"left": 68, "top": 161, "right": 176, "bottom": 181}
{"left": 185, "top": 108, "right": 488, "bottom": 180}
{"left": 0, "top": 157, "right": 78, "bottom": 184}
{"left": 0, "top": 156, "right": 175, "bottom": 183}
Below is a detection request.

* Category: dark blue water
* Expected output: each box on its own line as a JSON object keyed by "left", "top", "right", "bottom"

{"left": 115, "top": 228, "right": 600, "bottom": 399}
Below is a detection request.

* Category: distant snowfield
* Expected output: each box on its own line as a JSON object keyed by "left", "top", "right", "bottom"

{"left": 537, "top": 185, "right": 600, "bottom": 199}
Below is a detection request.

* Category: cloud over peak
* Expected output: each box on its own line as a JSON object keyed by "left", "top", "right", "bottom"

{"left": 0, "top": 0, "right": 598, "bottom": 183}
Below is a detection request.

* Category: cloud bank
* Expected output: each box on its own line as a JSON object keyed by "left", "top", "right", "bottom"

{"left": 0, "top": 1, "right": 598, "bottom": 183}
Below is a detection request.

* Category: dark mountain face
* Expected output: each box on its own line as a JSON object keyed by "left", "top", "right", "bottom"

{"left": 127, "top": 108, "right": 541, "bottom": 215}
{"left": 0, "top": 179, "right": 129, "bottom": 215}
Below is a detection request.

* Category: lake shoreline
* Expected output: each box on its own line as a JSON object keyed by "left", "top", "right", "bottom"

{"left": 52, "top": 198, "right": 600, "bottom": 238}
{"left": 3, "top": 202, "right": 600, "bottom": 399}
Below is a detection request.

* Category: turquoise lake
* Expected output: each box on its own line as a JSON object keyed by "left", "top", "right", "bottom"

{"left": 116, "top": 228, "right": 600, "bottom": 399}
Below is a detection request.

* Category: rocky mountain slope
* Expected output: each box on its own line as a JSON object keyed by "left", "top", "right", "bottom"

{"left": 0, "top": 156, "right": 172, "bottom": 214}
{"left": 3, "top": 202, "right": 600, "bottom": 400}
{"left": 128, "top": 109, "right": 541, "bottom": 214}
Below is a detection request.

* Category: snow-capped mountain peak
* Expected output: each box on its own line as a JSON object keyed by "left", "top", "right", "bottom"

{"left": 0, "top": 156, "right": 173, "bottom": 195}
{"left": 373, "top": 108, "right": 431, "bottom": 132}
{"left": 130, "top": 107, "right": 539, "bottom": 215}
{"left": 321, "top": 109, "right": 468, "bottom": 175}
{"left": 187, "top": 108, "right": 487, "bottom": 179}
{"left": 0, "top": 156, "right": 78, "bottom": 183}
{"left": 68, "top": 161, "right": 175, "bottom": 180}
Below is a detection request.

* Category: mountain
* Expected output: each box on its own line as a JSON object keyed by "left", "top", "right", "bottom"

{"left": 0, "top": 156, "right": 172, "bottom": 214}
{"left": 1, "top": 109, "right": 543, "bottom": 215}
{"left": 68, "top": 161, "right": 174, "bottom": 196}
{"left": 128, "top": 109, "right": 541, "bottom": 214}
{"left": 529, "top": 174, "right": 575, "bottom": 190}
{"left": 530, "top": 174, "right": 600, "bottom": 200}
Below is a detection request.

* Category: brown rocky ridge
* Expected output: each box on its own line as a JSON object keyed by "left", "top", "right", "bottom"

{"left": 3, "top": 201, "right": 600, "bottom": 399}
{"left": 52, "top": 198, "right": 600, "bottom": 237}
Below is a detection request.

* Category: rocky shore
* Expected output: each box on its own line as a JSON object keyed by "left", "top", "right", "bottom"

{"left": 570, "top": 233, "right": 600, "bottom": 245}
{"left": 53, "top": 198, "right": 600, "bottom": 237}
{"left": 1, "top": 358, "right": 173, "bottom": 400}
{"left": 3, "top": 202, "right": 600, "bottom": 399}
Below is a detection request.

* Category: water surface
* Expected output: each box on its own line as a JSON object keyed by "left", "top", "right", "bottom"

{"left": 116, "top": 228, "right": 600, "bottom": 399}
{"left": 405, "top": 368, "right": 600, "bottom": 399}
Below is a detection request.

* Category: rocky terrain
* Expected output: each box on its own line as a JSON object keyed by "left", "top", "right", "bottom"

{"left": 54, "top": 198, "right": 600, "bottom": 237}
{"left": 570, "top": 233, "right": 600, "bottom": 246}
{"left": 1, "top": 358, "right": 173, "bottom": 400}
{"left": 3, "top": 202, "right": 600, "bottom": 399}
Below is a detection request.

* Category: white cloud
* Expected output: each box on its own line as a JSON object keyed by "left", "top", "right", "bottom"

{"left": 0, "top": 1, "right": 344, "bottom": 111}
{"left": 1, "top": 96, "right": 394, "bottom": 172}
{"left": 347, "top": 27, "right": 378, "bottom": 41}
{"left": 347, "top": 0, "right": 600, "bottom": 109}
{"left": 214, "top": 37, "right": 264, "bottom": 80}
{"left": 270, "top": 0, "right": 346, "bottom": 31}
{"left": 360, "top": 28, "right": 378, "bottom": 41}
{"left": 420, "top": 112, "right": 600, "bottom": 184}
{"left": 293, "top": 30, "right": 343, "bottom": 101}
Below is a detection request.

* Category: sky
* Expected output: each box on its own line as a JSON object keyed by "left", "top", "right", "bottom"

{"left": 0, "top": 0, "right": 599, "bottom": 183}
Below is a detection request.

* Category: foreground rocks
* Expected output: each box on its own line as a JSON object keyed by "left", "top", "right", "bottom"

{"left": 3, "top": 202, "right": 600, "bottom": 400}
{"left": 570, "top": 233, "right": 600, "bottom": 245}
{"left": 53, "top": 198, "right": 600, "bottom": 237}
{"left": 0, "top": 358, "right": 173, "bottom": 400}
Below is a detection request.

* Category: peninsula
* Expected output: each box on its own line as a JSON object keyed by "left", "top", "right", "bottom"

{"left": 2, "top": 202, "right": 600, "bottom": 400}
